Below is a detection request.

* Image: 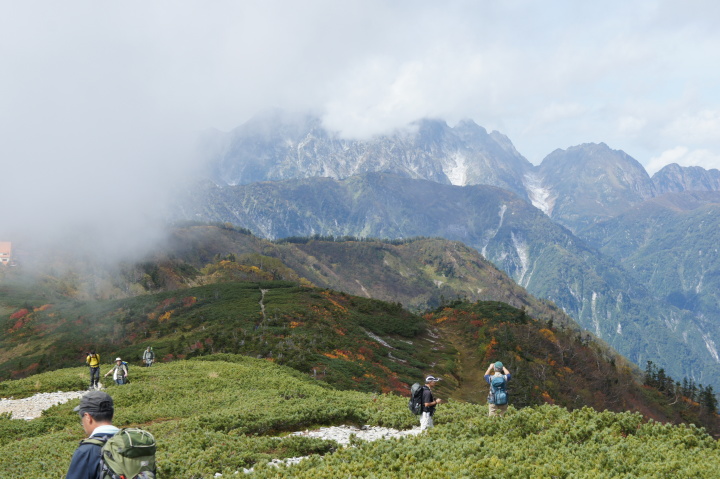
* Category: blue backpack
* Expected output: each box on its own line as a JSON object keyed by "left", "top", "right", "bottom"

{"left": 489, "top": 375, "right": 508, "bottom": 405}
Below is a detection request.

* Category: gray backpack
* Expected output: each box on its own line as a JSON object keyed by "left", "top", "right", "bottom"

{"left": 408, "top": 383, "right": 425, "bottom": 415}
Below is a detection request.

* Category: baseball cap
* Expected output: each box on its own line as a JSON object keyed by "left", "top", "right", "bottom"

{"left": 115, "top": 357, "right": 122, "bottom": 361}
{"left": 73, "top": 391, "right": 114, "bottom": 415}
{"left": 425, "top": 375, "right": 441, "bottom": 382}
{"left": 494, "top": 361, "right": 503, "bottom": 369}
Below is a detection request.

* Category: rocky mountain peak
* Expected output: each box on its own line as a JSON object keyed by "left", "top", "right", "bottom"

{"left": 203, "top": 110, "right": 533, "bottom": 198}
{"left": 535, "top": 143, "right": 656, "bottom": 230}
{"left": 652, "top": 163, "right": 720, "bottom": 194}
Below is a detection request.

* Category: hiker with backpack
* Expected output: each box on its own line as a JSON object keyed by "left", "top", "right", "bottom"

{"left": 418, "top": 375, "right": 444, "bottom": 430}
{"left": 67, "top": 390, "right": 157, "bottom": 479}
{"left": 104, "top": 357, "right": 129, "bottom": 385}
{"left": 66, "top": 391, "right": 119, "bottom": 479}
{"left": 85, "top": 351, "right": 101, "bottom": 390}
{"left": 484, "top": 361, "right": 511, "bottom": 417}
{"left": 142, "top": 346, "right": 155, "bottom": 367}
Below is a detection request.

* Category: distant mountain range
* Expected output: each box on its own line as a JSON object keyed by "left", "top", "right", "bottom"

{"left": 182, "top": 111, "right": 720, "bottom": 391}
{"left": 200, "top": 109, "right": 720, "bottom": 234}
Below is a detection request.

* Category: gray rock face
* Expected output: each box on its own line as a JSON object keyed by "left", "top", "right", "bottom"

{"left": 202, "top": 110, "right": 534, "bottom": 200}
{"left": 652, "top": 163, "right": 720, "bottom": 194}
{"left": 203, "top": 114, "right": 720, "bottom": 237}
{"left": 536, "top": 143, "right": 657, "bottom": 232}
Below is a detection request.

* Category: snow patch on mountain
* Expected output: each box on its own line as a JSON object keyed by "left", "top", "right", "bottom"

{"left": 363, "top": 328, "right": 394, "bottom": 349}
{"left": 696, "top": 265, "right": 705, "bottom": 293}
{"left": 523, "top": 172, "right": 554, "bottom": 216}
{"left": 702, "top": 331, "right": 720, "bottom": 363}
{"left": 444, "top": 152, "right": 468, "bottom": 186}
{"left": 481, "top": 204, "right": 507, "bottom": 257}
{"left": 355, "top": 280, "right": 371, "bottom": 298}
{"left": 591, "top": 292, "right": 601, "bottom": 337}
{"left": 511, "top": 232, "right": 531, "bottom": 287}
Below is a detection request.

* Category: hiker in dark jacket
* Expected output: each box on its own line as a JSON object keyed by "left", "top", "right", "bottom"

{"left": 484, "top": 361, "right": 511, "bottom": 417}
{"left": 421, "top": 375, "right": 443, "bottom": 430}
{"left": 66, "top": 391, "right": 119, "bottom": 479}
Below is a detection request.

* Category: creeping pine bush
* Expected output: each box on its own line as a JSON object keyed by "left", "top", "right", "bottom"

{"left": 247, "top": 405, "right": 720, "bottom": 479}
{"left": 2, "top": 358, "right": 720, "bottom": 478}
{"left": 0, "top": 356, "right": 407, "bottom": 478}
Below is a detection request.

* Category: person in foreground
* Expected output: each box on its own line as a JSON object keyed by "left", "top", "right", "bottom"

{"left": 484, "top": 361, "right": 511, "bottom": 417}
{"left": 66, "top": 391, "right": 119, "bottom": 479}
{"left": 421, "top": 375, "right": 443, "bottom": 430}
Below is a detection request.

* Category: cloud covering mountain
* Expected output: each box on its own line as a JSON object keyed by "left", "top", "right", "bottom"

{"left": 5, "top": 1, "right": 720, "bottom": 263}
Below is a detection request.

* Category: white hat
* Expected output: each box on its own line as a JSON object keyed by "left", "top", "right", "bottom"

{"left": 115, "top": 357, "right": 122, "bottom": 361}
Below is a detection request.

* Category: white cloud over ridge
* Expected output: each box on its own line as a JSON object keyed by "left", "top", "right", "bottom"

{"left": 647, "top": 147, "right": 720, "bottom": 176}
{"left": 3, "top": 0, "right": 720, "bottom": 257}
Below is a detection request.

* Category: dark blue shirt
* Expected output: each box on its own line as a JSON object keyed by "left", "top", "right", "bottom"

{"left": 66, "top": 430, "right": 117, "bottom": 479}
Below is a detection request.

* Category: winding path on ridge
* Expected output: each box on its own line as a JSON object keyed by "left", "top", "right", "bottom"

{"left": 441, "top": 327, "right": 488, "bottom": 404}
{"left": 259, "top": 288, "right": 269, "bottom": 322}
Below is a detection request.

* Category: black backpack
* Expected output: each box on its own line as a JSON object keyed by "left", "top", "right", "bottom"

{"left": 408, "top": 383, "right": 425, "bottom": 415}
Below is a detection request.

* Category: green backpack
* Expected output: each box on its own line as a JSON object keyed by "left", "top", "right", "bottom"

{"left": 82, "top": 428, "right": 156, "bottom": 479}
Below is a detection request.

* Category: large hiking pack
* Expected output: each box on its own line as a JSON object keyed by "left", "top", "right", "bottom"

{"left": 488, "top": 375, "right": 508, "bottom": 405}
{"left": 82, "top": 428, "right": 156, "bottom": 479}
{"left": 408, "top": 383, "right": 425, "bottom": 415}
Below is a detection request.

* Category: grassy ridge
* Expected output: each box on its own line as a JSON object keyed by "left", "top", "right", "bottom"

{"left": 0, "top": 356, "right": 410, "bottom": 478}
{"left": 2, "top": 278, "right": 718, "bottom": 434}
{"left": 1, "top": 357, "right": 719, "bottom": 478}
{"left": 0, "top": 281, "right": 431, "bottom": 394}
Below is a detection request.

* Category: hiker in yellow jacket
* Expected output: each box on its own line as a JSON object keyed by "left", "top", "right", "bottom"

{"left": 86, "top": 351, "right": 101, "bottom": 390}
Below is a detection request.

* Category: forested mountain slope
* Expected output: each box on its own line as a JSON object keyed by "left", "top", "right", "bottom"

{"left": 174, "top": 178, "right": 718, "bottom": 388}
{"left": 2, "top": 237, "right": 717, "bottom": 434}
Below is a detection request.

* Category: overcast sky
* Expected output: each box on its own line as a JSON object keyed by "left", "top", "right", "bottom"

{"left": 3, "top": 0, "right": 720, "bottom": 255}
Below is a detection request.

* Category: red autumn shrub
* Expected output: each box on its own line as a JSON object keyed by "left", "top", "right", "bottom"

{"left": 10, "top": 308, "right": 29, "bottom": 320}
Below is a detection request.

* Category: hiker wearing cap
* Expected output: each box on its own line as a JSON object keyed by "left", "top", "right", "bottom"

{"left": 142, "top": 346, "right": 155, "bottom": 367}
{"left": 85, "top": 351, "right": 101, "bottom": 391}
{"left": 484, "top": 361, "right": 511, "bottom": 417}
{"left": 421, "top": 375, "right": 443, "bottom": 430}
{"left": 104, "top": 358, "right": 128, "bottom": 385}
{"left": 66, "top": 391, "right": 119, "bottom": 479}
